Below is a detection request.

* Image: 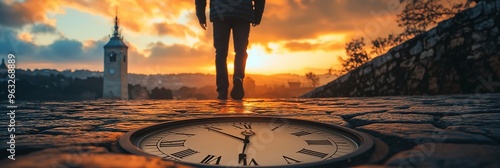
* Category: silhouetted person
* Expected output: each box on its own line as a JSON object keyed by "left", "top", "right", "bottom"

{"left": 196, "top": 0, "right": 265, "bottom": 100}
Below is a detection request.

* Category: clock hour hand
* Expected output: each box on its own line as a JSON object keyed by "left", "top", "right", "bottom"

{"left": 239, "top": 130, "right": 255, "bottom": 164}
{"left": 205, "top": 126, "right": 245, "bottom": 141}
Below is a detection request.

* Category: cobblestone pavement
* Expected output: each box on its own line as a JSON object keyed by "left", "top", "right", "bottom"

{"left": 1, "top": 94, "right": 499, "bottom": 167}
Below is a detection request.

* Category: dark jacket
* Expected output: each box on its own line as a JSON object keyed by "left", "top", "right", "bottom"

{"left": 196, "top": 0, "right": 265, "bottom": 24}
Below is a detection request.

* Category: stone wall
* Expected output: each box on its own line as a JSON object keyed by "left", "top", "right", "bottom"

{"left": 303, "top": 0, "right": 500, "bottom": 98}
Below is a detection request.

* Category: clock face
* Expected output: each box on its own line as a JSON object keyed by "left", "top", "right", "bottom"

{"left": 119, "top": 117, "right": 374, "bottom": 167}
{"left": 109, "top": 68, "right": 115, "bottom": 74}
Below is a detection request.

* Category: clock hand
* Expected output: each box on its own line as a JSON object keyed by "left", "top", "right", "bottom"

{"left": 205, "top": 126, "right": 245, "bottom": 141}
{"left": 238, "top": 130, "right": 255, "bottom": 164}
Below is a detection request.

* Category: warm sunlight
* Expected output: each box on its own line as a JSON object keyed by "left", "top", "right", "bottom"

{"left": 246, "top": 44, "right": 269, "bottom": 70}
{"left": 4, "top": 0, "right": 404, "bottom": 75}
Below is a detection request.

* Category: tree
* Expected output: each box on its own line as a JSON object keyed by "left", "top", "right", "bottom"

{"left": 370, "top": 0, "right": 480, "bottom": 55}
{"left": 129, "top": 84, "right": 149, "bottom": 100}
{"left": 339, "top": 38, "right": 371, "bottom": 73}
{"left": 305, "top": 72, "right": 320, "bottom": 87}
{"left": 150, "top": 87, "right": 173, "bottom": 99}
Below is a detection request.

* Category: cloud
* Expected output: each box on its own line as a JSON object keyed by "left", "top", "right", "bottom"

{"left": 62, "top": 0, "right": 196, "bottom": 38}
{"left": 153, "top": 22, "right": 196, "bottom": 37}
{"left": 145, "top": 42, "right": 212, "bottom": 64}
{"left": 0, "top": 26, "right": 104, "bottom": 63}
{"left": 39, "top": 39, "right": 83, "bottom": 60}
{"left": 127, "top": 41, "right": 215, "bottom": 74}
{"left": 0, "top": 0, "right": 62, "bottom": 28}
{"left": 250, "top": 0, "right": 403, "bottom": 44}
{"left": 31, "top": 23, "right": 58, "bottom": 34}
{"left": 284, "top": 42, "right": 314, "bottom": 52}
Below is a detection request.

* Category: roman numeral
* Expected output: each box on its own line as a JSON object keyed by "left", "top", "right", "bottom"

{"left": 283, "top": 155, "right": 301, "bottom": 164}
{"left": 291, "top": 131, "right": 312, "bottom": 137}
{"left": 171, "top": 148, "right": 199, "bottom": 159}
{"left": 160, "top": 140, "right": 186, "bottom": 147}
{"left": 271, "top": 124, "right": 284, "bottom": 131}
{"left": 200, "top": 155, "right": 222, "bottom": 165}
{"left": 232, "top": 124, "right": 252, "bottom": 129}
{"left": 242, "top": 158, "right": 259, "bottom": 166}
{"left": 305, "top": 140, "right": 333, "bottom": 145}
{"left": 297, "top": 148, "right": 328, "bottom": 158}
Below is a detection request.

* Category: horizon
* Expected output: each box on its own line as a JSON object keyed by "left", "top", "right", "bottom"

{"left": 0, "top": 0, "right": 413, "bottom": 75}
{"left": 16, "top": 67, "right": 338, "bottom": 77}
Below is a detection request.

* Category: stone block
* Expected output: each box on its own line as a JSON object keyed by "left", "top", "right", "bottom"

{"left": 385, "top": 52, "right": 394, "bottom": 62}
{"left": 394, "top": 52, "right": 400, "bottom": 58}
{"left": 427, "top": 27, "right": 438, "bottom": 37}
{"left": 485, "top": 42, "right": 498, "bottom": 55}
{"left": 491, "top": 27, "right": 499, "bottom": 37}
{"left": 372, "top": 56, "right": 383, "bottom": 68}
{"left": 411, "top": 64, "right": 426, "bottom": 80}
{"left": 497, "top": 0, "right": 500, "bottom": 12}
{"left": 472, "top": 31, "right": 488, "bottom": 43}
{"left": 420, "top": 49, "right": 434, "bottom": 59}
{"left": 471, "top": 44, "right": 482, "bottom": 51}
{"left": 438, "top": 19, "right": 454, "bottom": 33}
{"left": 377, "top": 75, "right": 384, "bottom": 84}
{"left": 475, "top": 19, "right": 494, "bottom": 31}
{"left": 339, "top": 73, "right": 350, "bottom": 83}
{"left": 386, "top": 143, "right": 500, "bottom": 168}
{"left": 428, "top": 77, "right": 439, "bottom": 93}
{"left": 456, "top": 27, "right": 472, "bottom": 36}
{"left": 392, "top": 44, "right": 404, "bottom": 52}
{"left": 363, "top": 66, "right": 372, "bottom": 75}
{"left": 467, "top": 2, "right": 483, "bottom": 19}
{"left": 425, "top": 36, "right": 439, "bottom": 49}
{"left": 449, "top": 37, "right": 464, "bottom": 48}
{"left": 375, "top": 64, "right": 387, "bottom": 77}
{"left": 453, "top": 10, "right": 470, "bottom": 24}
{"left": 387, "top": 62, "right": 396, "bottom": 71}
{"left": 400, "top": 57, "right": 416, "bottom": 70}
{"left": 434, "top": 45, "right": 445, "bottom": 61}
{"left": 386, "top": 73, "right": 396, "bottom": 83}
{"left": 467, "top": 52, "right": 483, "bottom": 60}
{"left": 410, "top": 41, "right": 423, "bottom": 56}
{"left": 483, "top": 1, "right": 496, "bottom": 15}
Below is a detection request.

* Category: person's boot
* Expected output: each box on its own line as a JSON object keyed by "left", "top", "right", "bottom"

{"left": 231, "top": 77, "right": 244, "bottom": 100}
{"left": 217, "top": 92, "right": 228, "bottom": 100}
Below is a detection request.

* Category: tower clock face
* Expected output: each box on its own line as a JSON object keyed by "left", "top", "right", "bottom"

{"left": 119, "top": 117, "right": 374, "bottom": 167}
{"left": 109, "top": 68, "right": 115, "bottom": 74}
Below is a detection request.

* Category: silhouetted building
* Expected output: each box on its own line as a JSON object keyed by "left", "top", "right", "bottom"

{"left": 103, "top": 11, "right": 128, "bottom": 100}
{"left": 0, "top": 58, "right": 7, "bottom": 74}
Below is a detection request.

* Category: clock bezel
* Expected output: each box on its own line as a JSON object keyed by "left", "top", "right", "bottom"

{"left": 118, "top": 116, "right": 375, "bottom": 168}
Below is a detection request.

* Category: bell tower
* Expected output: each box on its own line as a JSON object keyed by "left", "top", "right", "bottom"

{"left": 103, "top": 9, "right": 128, "bottom": 99}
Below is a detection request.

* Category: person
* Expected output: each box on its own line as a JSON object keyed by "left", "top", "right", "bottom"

{"left": 195, "top": 0, "right": 265, "bottom": 100}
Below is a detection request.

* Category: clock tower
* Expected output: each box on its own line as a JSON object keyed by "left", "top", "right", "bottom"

{"left": 103, "top": 11, "right": 128, "bottom": 99}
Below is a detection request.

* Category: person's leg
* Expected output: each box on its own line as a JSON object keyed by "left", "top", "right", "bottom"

{"left": 231, "top": 20, "right": 250, "bottom": 100}
{"left": 213, "top": 19, "right": 231, "bottom": 99}
{"left": 232, "top": 20, "right": 250, "bottom": 80}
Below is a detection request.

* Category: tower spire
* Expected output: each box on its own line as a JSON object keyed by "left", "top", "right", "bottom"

{"left": 113, "top": 7, "right": 120, "bottom": 38}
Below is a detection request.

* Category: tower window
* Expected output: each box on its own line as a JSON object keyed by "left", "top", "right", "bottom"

{"left": 109, "top": 52, "right": 116, "bottom": 62}
{"left": 123, "top": 54, "right": 127, "bottom": 62}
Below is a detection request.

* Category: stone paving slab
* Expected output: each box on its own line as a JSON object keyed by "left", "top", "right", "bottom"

{"left": 385, "top": 143, "right": 500, "bottom": 168}
{"left": 0, "top": 94, "right": 499, "bottom": 167}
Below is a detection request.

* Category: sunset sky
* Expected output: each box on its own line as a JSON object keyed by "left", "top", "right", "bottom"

{"left": 0, "top": 0, "right": 406, "bottom": 75}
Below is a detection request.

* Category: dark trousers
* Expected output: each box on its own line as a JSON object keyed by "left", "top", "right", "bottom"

{"left": 213, "top": 19, "right": 250, "bottom": 94}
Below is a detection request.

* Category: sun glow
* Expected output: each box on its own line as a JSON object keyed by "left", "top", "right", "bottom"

{"left": 247, "top": 44, "right": 269, "bottom": 70}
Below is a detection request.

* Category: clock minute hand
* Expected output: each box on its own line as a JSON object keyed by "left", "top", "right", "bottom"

{"left": 239, "top": 130, "right": 255, "bottom": 164}
{"left": 205, "top": 126, "right": 245, "bottom": 141}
